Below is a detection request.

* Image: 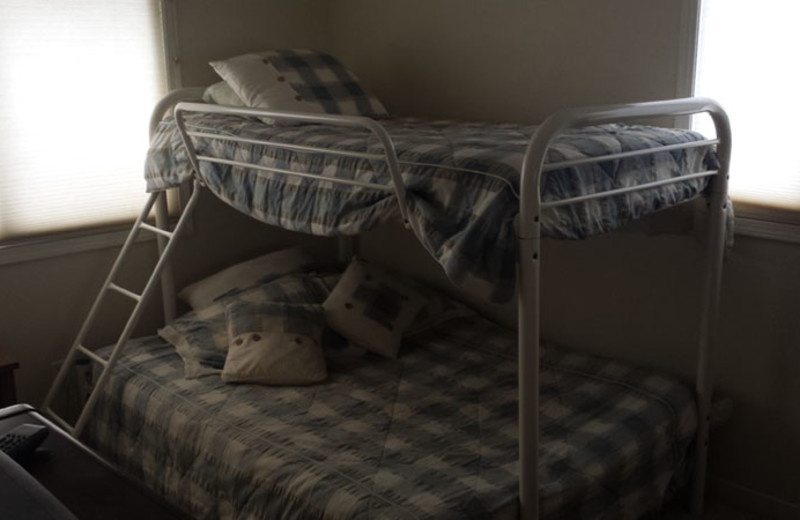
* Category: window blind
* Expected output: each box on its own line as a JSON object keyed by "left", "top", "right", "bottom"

{"left": 0, "top": 0, "right": 168, "bottom": 241}
{"left": 692, "top": 0, "right": 800, "bottom": 225}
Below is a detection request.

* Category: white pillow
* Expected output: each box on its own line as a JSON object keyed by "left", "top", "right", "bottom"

{"left": 209, "top": 53, "right": 327, "bottom": 115}
{"left": 202, "top": 81, "right": 245, "bottom": 107}
{"left": 178, "top": 247, "right": 314, "bottom": 310}
{"left": 323, "top": 258, "right": 428, "bottom": 358}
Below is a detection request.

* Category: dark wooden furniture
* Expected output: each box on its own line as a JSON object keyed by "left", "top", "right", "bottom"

{"left": 0, "top": 359, "right": 20, "bottom": 407}
{"left": 0, "top": 404, "right": 191, "bottom": 520}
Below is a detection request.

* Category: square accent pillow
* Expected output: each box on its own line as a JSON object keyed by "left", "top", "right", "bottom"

{"left": 202, "top": 80, "right": 245, "bottom": 107}
{"left": 160, "top": 272, "right": 340, "bottom": 378}
{"left": 210, "top": 53, "right": 326, "bottom": 118}
{"left": 209, "top": 49, "right": 388, "bottom": 118}
{"left": 178, "top": 246, "right": 314, "bottom": 311}
{"left": 222, "top": 302, "right": 326, "bottom": 385}
{"left": 323, "top": 258, "right": 427, "bottom": 358}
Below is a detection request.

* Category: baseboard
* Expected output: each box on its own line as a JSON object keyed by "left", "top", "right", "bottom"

{"left": 708, "top": 477, "right": 800, "bottom": 520}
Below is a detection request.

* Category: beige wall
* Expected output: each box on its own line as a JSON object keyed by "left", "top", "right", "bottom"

{"left": 173, "top": 0, "right": 331, "bottom": 87}
{"left": 329, "top": 0, "right": 685, "bottom": 122}
{"left": 330, "top": 0, "right": 800, "bottom": 512}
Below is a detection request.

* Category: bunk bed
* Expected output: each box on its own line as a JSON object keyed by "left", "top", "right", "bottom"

{"left": 43, "top": 50, "right": 731, "bottom": 520}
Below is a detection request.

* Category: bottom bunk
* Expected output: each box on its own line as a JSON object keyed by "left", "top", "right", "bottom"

{"left": 82, "top": 267, "right": 697, "bottom": 520}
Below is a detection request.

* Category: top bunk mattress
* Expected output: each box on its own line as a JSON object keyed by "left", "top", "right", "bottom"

{"left": 145, "top": 114, "right": 719, "bottom": 302}
{"left": 85, "top": 314, "right": 696, "bottom": 520}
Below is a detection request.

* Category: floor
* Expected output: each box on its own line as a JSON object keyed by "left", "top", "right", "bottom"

{"left": 660, "top": 499, "right": 766, "bottom": 520}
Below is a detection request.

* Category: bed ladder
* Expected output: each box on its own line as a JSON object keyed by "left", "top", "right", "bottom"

{"left": 42, "top": 182, "right": 201, "bottom": 437}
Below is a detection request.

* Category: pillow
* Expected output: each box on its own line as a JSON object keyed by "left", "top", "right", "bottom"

{"left": 161, "top": 272, "right": 340, "bottom": 378}
{"left": 202, "top": 81, "right": 245, "bottom": 107}
{"left": 323, "top": 259, "right": 427, "bottom": 358}
{"left": 222, "top": 302, "right": 326, "bottom": 385}
{"left": 209, "top": 49, "right": 388, "bottom": 118}
{"left": 178, "top": 247, "right": 313, "bottom": 310}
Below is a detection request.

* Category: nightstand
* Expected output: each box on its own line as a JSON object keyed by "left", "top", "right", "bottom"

{"left": 0, "top": 359, "right": 19, "bottom": 407}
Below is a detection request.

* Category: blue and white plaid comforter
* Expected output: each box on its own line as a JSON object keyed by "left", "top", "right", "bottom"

{"left": 86, "top": 315, "right": 696, "bottom": 520}
{"left": 145, "top": 114, "right": 718, "bottom": 302}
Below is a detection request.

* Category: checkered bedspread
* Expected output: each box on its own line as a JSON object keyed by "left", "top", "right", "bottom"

{"left": 145, "top": 114, "right": 718, "bottom": 302}
{"left": 86, "top": 315, "right": 696, "bottom": 520}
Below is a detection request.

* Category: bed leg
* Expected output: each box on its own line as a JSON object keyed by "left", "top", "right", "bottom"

{"left": 690, "top": 196, "right": 727, "bottom": 517}
{"left": 690, "top": 109, "right": 731, "bottom": 517}
{"left": 518, "top": 234, "right": 541, "bottom": 520}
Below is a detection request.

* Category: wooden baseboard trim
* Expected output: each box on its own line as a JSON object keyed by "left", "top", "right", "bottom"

{"left": 709, "top": 477, "right": 800, "bottom": 520}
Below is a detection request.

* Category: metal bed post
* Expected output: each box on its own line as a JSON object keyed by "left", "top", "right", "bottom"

{"left": 518, "top": 121, "right": 551, "bottom": 520}
{"left": 154, "top": 192, "right": 176, "bottom": 323}
{"left": 516, "top": 220, "right": 542, "bottom": 520}
{"left": 149, "top": 88, "right": 205, "bottom": 325}
{"left": 519, "top": 98, "right": 730, "bottom": 520}
{"left": 690, "top": 106, "right": 731, "bottom": 517}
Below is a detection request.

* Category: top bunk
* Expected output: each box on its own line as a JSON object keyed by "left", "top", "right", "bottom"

{"left": 144, "top": 49, "right": 730, "bottom": 303}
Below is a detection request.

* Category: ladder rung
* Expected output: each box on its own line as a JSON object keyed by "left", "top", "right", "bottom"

{"left": 77, "top": 345, "right": 109, "bottom": 367}
{"left": 45, "top": 408, "right": 75, "bottom": 435}
{"left": 139, "top": 222, "right": 174, "bottom": 239}
{"left": 108, "top": 283, "right": 141, "bottom": 302}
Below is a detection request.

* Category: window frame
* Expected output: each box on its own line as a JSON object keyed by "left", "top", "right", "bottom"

{"left": 679, "top": 0, "right": 800, "bottom": 244}
{"left": 0, "top": 0, "right": 183, "bottom": 266}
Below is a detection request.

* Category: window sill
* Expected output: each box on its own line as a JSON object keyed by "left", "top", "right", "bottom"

{"left": 0, "top": 186, "right": 190, "bottom": 269}
{"left": 0, "top": 226, "right": 155, "bottom": 268}
{"left": 734, "top": 217, "right": 800, "bottom": 245}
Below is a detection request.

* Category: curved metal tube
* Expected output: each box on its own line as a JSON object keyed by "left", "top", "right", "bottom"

{"left": 174, "top": 103, "right": 413, "bottom": 225}
{"left": 149, "top": 87, "right": 206, "bottom": 136}
{"left": 517, "top": 97, "right": 730, "bottom": 519}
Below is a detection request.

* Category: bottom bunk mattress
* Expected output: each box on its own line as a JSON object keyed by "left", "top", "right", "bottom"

{"left": 84, "top": 316, "right": 697, "bottom": 520}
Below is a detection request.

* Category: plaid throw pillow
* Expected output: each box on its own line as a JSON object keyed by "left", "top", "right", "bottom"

{"left": 323, "top": 258, "right": 427, "bottom": 358}
{"left": 264, "top": 49, "right": 387, "bottom": 117}
{"left": 210, "top": 49, "right": 388, "bottom": 118}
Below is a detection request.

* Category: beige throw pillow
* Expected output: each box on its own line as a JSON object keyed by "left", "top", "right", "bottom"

{"left": 222, "top": 302, "right": 327, "bottom": 386}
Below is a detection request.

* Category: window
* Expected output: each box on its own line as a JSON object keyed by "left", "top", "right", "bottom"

{"left": 0, "top": 0, "right": 169, "bottom": 243}
{"left": 692, "top": 0, "right": 800, "bottom": 228}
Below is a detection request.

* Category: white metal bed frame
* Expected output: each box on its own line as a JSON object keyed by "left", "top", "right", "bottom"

{"left": 43, "top": 89, "right": 730, "bottom": 520}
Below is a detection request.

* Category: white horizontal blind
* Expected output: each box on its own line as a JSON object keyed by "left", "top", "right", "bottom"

{"left": 693, "top": 0, "right": 800, "bottom": 222}
{"left": 0, "top": 0, "right": 167, "bottom": 241}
